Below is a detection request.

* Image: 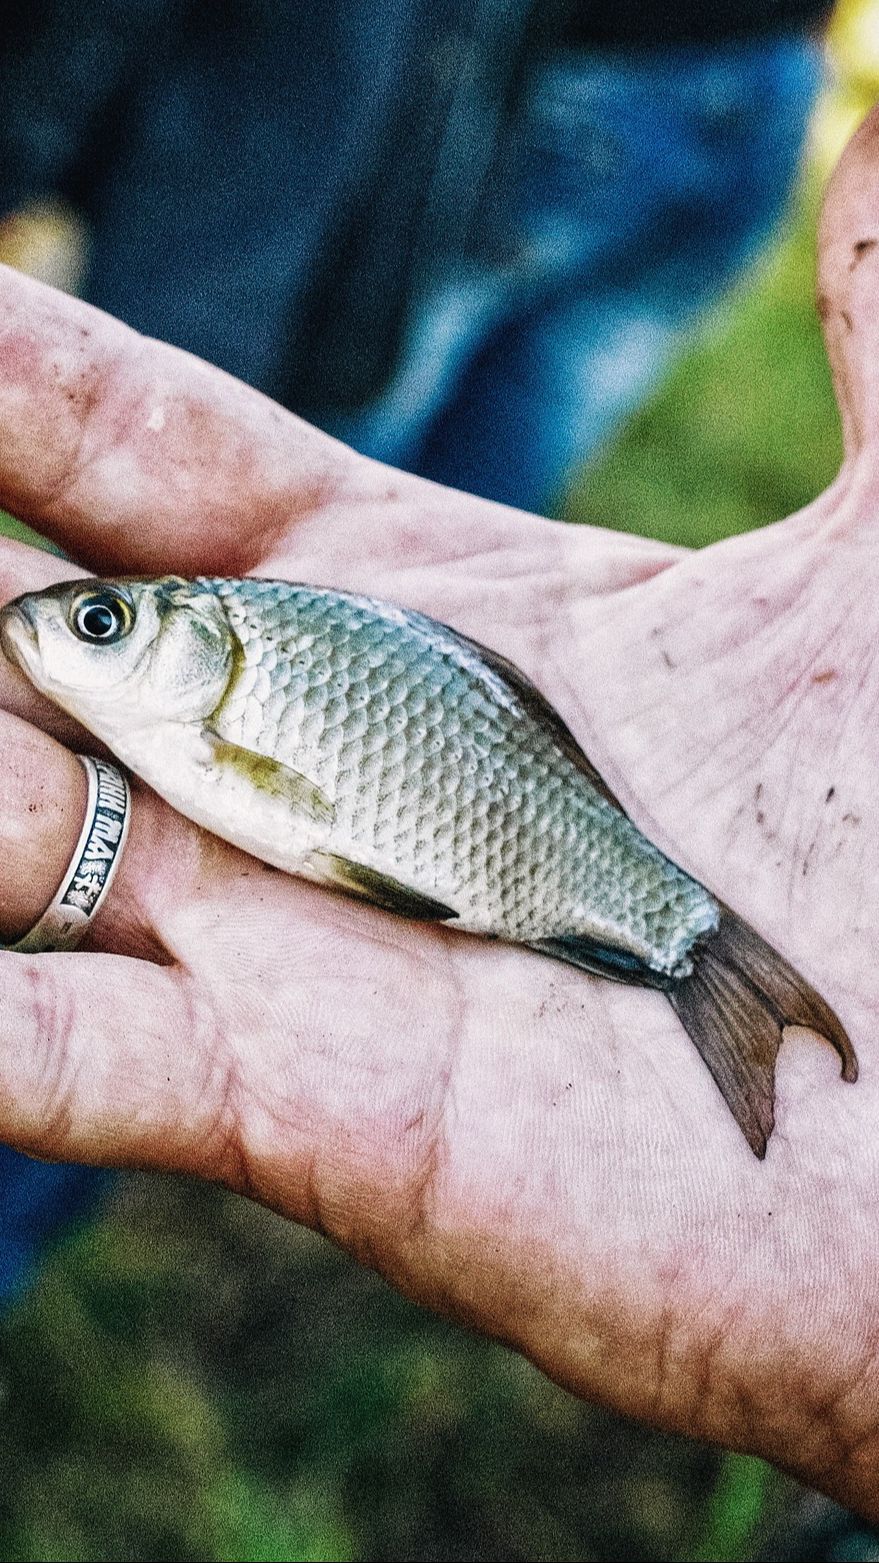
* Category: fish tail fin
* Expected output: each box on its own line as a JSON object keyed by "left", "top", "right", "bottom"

{"left": 668, "top": 905, "right": 858, "bottom": 1159}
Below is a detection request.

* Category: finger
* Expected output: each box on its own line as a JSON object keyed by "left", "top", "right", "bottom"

{"left": 0, "top": 705, "right": 173, "bottom": 961}
{"left": 0, "top": 264, "right": 371, "bottom": 575}
{"left": 0, "top": 711, "right": 88, "bottom": 942}
{"left": 0, "top": 947, "right": 228, "bottom": 1179}
{"left": 0, "top": 707, "right": 247, "bottom": 1173}
{"left": 0, "top": 266, "right": 682, "bottom": 599}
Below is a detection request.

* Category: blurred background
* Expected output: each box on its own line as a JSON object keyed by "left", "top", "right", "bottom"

{"left": 1, "top": 2, "right": 878, "bottom": 1560}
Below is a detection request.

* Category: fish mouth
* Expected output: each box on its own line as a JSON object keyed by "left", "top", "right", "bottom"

{"left": 0, "top": 602, "right": 39, "bottom": 676}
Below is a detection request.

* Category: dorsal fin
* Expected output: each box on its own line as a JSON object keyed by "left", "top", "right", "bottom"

{"left": 452, "top": 628, "right": 627, "bottom": 815}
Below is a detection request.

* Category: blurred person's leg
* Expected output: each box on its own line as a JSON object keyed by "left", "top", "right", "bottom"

{"left": 337, "top": 31, "right": 822, "bottom": 514}
{"left": 314, "top": 271, "right": 501, "bottom": 471}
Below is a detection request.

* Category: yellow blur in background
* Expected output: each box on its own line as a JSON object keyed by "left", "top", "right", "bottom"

{"left": 823, "top": 0, "right": 879, "bottom": 161}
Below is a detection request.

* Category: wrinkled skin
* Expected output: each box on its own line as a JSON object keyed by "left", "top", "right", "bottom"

{"left": 1, "top": 113, "right": 879, "bottom": 1518}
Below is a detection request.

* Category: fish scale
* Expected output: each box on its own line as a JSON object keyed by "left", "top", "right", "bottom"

{"left": 204, "top": 577, "right": 715, "bottom": 970}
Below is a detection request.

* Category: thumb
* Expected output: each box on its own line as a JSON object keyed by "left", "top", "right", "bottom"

{"left": 818, "top": 106, "right": 879, "bottom": 471}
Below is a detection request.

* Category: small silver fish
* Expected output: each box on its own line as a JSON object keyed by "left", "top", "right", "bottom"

{"left": 0, "top": 575, "right": 857, "bottom": 1155}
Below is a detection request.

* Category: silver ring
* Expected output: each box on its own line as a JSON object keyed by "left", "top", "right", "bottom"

{"left": 4, "top": 754, "right": 130, "bottom": 954}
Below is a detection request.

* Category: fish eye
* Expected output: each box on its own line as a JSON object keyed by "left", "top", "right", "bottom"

{"left": 70, "top": 590, "right": 133, "bottom": 644}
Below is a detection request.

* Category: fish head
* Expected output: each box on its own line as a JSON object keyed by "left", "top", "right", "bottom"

{"left": 0, "top": 575, "right": 234, "bottom": 735}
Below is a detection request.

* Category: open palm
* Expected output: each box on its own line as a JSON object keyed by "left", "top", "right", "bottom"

{"left": 1, "top": 114, "right": 878, "bottom": 1517}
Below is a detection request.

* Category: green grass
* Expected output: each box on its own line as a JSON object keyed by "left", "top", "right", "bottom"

{"left": 0, "top": 185, "right": 840, "bottom": 1563}
{"left": 686, "top": 1455, "right": 776, "bottom": 1563}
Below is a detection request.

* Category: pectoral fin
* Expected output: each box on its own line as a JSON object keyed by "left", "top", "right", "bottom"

{"left": 204, "top": 732, "right": 334, "bottom": 825}
{"left": 308, "top": 851, "right": 459, "bottom": 922}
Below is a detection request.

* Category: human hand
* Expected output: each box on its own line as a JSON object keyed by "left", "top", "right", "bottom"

{"left": 0, "top": 112, "right": 878, "bottom": 1518}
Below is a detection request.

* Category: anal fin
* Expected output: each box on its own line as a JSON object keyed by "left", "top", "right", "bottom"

{"left": 308, "top": 851, "right": 459, "bottom": 922}
{"left": 529, "top": 934, "right": 672, "bottom": 989}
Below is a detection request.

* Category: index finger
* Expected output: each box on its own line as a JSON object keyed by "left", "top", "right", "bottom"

{"left": 0, "top": 265, "right": 368, "bottom": 575}
{"left": 0, "top": 265, "right": 680, "bottom": 627}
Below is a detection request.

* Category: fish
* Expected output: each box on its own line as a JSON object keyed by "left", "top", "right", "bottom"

{"left": 0, "top": 574, "right": 857, "bottom": 1156}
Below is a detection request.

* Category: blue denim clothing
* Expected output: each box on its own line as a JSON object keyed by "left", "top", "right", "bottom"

{"left": 0, "top": 18, "right": 819, "bottom": 1304}
{"left": 0, "top": 0, "right": 434, "bottom": 384}
{"left": 326, "top": 33, "right": 821, "bottom": 510}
